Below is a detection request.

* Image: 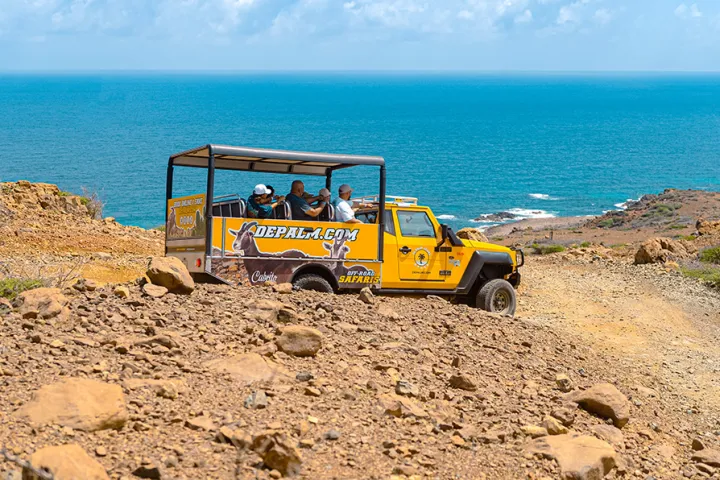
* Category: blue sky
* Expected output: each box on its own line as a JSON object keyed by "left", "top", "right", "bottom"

{"left": 1, "top": 0, "right": 719, "bottom": 71}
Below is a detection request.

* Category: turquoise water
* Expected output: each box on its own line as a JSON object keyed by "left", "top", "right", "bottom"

{"left": 1, "top": 73, "right": 719, "bottom": 229}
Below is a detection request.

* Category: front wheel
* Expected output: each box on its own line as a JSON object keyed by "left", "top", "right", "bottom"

{"left": 476, "top": 279, "right": 516, "bottom": 316}
{"left": 293, "top": 274, "right": 334, "bottom": 294}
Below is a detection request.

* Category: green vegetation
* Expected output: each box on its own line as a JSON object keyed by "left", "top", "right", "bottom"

{"left": 668, "top": 224, "right": 688, "bottom": 230}
{"left": 531, "top": 243, "right": 566, "bottom": 255}
{"left": 154, "top": 225, "right": 166, "bottom": 232}
{"left": 610, "top": 243, "right": 627, "bottom": 249}
{"left": 598, "top": 218, "right": 623, "bottom": 229}
{"left": 699, "top": 246, "right": 720, "bottom": 265}
{"left": 58, "top": 191, "right": 71, "bottom": 197}
{"left": 580, "top": 241, "right": 591, "bottom": 248}
{"left": 680, "top": 235, "right": 697, "bottom": 242}
{"left": 681, "top": 266, "right": 720, "bottom": 286}
{"left": 642, "top": 203, "right": 682, "bottom": 219}
{"left": 0, "top": 277, "right": 44, "bottom": 301}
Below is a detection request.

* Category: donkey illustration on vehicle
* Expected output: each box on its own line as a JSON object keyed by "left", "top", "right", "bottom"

{"left": 227, "top": 221, "right": 368, "bottom": 286}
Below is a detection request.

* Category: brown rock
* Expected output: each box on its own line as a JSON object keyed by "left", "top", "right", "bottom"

{"left": 697, "top": 218, "right": 720, "bottom": 236}
{"left": 251, "top": 431, "right": 303, "bottom": 476}
{"left": 142, "top": 283, "right": 168, "bottom": 298}
{"left": 591, "top": 425, "right": 624, "bottom": 447}
{"left": 456, "top": 227, "right": 489, "bottom": 243}
{"left": 555, "top": 373, "right": 573, "bottom": 392}
{"left": 521, "top": 425, "right": 549, "bottom": 438}
{"left": 692, "top": 438, "right": 706, "bottom": 451}
{"left": 543, "top": 416, "right": 569, "bottom": 435}
{"left": 528, "top": 434, "right": 617, "bottom": 480}
{"left": 272, "top": 283, "right": 293, "bottom": 294}
{"left": 449, "top": 373, "right": 478, "bottom": 391}
{"left": 359, "top": 287, "right": 375, "bottom": 304}
{"left": 692, "top": 449, "right": 720, "bottom": 467}
{"left": 13, "top": 287, "right": 69, "bottom": 321}
{"left": 16, "top": 378, "right": 128, "bottom": 431}
{"left": 186, "top": 415, "right": 216, "bottom": 431}
{"left": 204, "top": 353, "right": 292, "bottom": 385}
{"left": 377, "top": 394, "right": 427, "bottom": 418}
{"left": 26, "top": 444, "right": 109, "bottom": 480}
{"left": 567, "top": 383, "right": 631, "bottom": 428}
{"left": 114, "top": 285, "right": 130, "bottom": 298}
{"left": 146, "top": 256, "right": 195, "bottom": 294}
{"left": 634, "top": 237, "right": 697, "bottom": 265}
{"left": 275, "top": 325, "right": 323, "bottom": 357}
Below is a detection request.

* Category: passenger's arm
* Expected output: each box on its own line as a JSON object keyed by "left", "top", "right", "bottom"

{"left": 345, "top": 218, "right": 362, "bottom": 224}
{"left": 305, "top": 202, "right": 326, "bottom": 218}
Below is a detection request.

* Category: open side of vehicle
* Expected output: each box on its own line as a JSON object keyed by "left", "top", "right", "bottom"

{"left": 164, "top": 144, "right": 523, "bottom": 315}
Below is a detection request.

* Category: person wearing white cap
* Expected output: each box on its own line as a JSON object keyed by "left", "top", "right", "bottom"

{"left": 247, "top": 184, "right": 284, "bottom": 219}
{"left": 332, "top": 184, "right": 364, "bottom": 224}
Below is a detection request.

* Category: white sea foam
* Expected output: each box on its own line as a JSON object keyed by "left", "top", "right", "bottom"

{"left": 614, "top": 197, "right": 641, "bottom": 210}
{"left": 436, "top": 214, "right": 456, "bottom": 220}
{"left": 528, "top": 193, "right": 559, "bottom": 201}
{"left": 506, "top": 208, "right": 557, "bottom": 219}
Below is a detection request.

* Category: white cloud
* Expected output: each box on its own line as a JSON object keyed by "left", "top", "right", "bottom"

{"left": 593, "top": 8, "right": 612, "bottom": 25}
{"left": 556, "top": 0, "right": 591, "bottom": 26}
{"left": 674, "top": 3, "right": 702, "bottom": 19}
{"left": 514, "top": 9, "right": 532, "bottom": 24}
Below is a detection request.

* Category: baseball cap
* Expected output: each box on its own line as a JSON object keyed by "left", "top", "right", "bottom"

{"left": 338, "top": 184, "right": 352, "bottom": 194}
{"left": 319, "top": 188, "right": 330, "bottom": 197}
{"left": 253, "top": 184, "right": 271, "bottom": 195}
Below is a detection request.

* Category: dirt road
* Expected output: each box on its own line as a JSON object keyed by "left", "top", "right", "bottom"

{"left": 521, "top": 254, "right": 720, "bottom": 413}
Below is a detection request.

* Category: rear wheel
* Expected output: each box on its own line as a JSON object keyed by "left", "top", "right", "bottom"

{"left": 476, "top": 279, "right": 516, "bottom": 316}
{"left": 293, "top": 274, "right": 334, "bottom": 294}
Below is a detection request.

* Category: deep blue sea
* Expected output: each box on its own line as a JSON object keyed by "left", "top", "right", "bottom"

{"left": 1, "top": 74, "right": 719, "bottom": 229}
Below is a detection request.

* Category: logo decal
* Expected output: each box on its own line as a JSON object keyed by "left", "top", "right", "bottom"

{"left": 413, "top": 248, "right": 431, "bottom": 268}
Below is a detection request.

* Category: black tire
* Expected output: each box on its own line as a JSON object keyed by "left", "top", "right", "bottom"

{"left": 293, "top": 274, "right": 334, "bottom": 294}
{"left": 476, "top": 279, "right": 517, "bottom": 316}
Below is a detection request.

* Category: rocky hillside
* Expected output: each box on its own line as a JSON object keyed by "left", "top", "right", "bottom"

{"left": 2, "top": 181, "right": 720, "bottom": 480}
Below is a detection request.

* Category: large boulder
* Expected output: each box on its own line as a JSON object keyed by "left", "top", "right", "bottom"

{"left": 634, "top": 237, "right": 697, "bottom": 265}
{"left": 204, "top": 353, "right": 292, "bottom": 385}
{"left": 275, "top": 325, "right": 324, "bottom": 357}
{"left": 528, "top": 434, "right": 617, "bottom": 480}
{"left": 12, "top": 287, "right": 69, "bottom": 321}
{"left": 696, "top": 218, "right": 720, "bottom": 236}
{"left": 26, "top": 444, "right": 109, "bottom": 480}
{"left": 15, "top": 378, "right": 128, "bottom": 431}
{"left": 567, "top": 383, "right": 631, "bottom": 428}
{"left": 146, "top": 256, "right": 195, "bottom": 294}
{"left": 456, "top": 228, "right": 489, "bottom": 243}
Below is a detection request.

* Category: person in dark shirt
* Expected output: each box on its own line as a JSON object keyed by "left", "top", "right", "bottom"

{"left": 285, "top": 180, "right": 326, "bottom": 221}
{"left": 247, "top": 184, "right": 284, "bottom": 219}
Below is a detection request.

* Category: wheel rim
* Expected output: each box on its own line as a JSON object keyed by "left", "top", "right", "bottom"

{"left": 492, "top": 290, "right": 510, "bottom": 313}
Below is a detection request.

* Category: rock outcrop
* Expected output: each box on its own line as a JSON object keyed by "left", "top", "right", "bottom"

{"left": 634, "top": 237, "right": 697, "bottom": 265}
{"left": 528, "top": 434, "right": 617, "bottom": 480}
{"left": 26, "top": 444, "right": 109, "bottom": 480}
{"left": 12, "top": 287, "right": 69, "bottom": 321}
{"left": 696, "top": 218, "right": 720, "bottom": 236}
{"left": 456, "top": 227, "right": 489, "bottom": 243}
{"left": 15, "top": 378, "right": 128, "bottom": 431}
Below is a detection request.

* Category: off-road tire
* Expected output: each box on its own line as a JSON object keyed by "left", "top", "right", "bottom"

{"left": 476, "top": 279, "right": 517, "bottom": 316}
{"left": 293, "top": 274, "right": 334, "bottom": 294}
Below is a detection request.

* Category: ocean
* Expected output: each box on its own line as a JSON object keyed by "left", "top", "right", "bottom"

{"left": 1, "top": 73, "right": 719, "bottom": 230}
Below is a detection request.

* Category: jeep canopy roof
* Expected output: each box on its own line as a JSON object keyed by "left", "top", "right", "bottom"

{"left": 170, "top": 144, "right": 385, "bottom": 177}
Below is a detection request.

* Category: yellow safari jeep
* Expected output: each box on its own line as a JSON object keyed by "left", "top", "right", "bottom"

{"left": 164, "top": 144, "right": 523, "bottom": 315}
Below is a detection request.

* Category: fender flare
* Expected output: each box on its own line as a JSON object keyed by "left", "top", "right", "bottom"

{"left": 456, "top": 251, "right": 513, "bottom": 295}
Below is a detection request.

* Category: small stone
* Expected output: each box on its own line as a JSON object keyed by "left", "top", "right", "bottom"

{"left": 244, "top": 390, "right": 269, "bottom": 409}
{"left": 272, "top": 283, "right": 293, "bottom": 294}
{"left": 296, "top": 372, "right": 314, "bottom": 382}
{"left": 543, "top": 416, "right": 569, "bottom": 435}
{"left": 692, "top": 438, "right": 706, "bottom": 451}
{"left": 95, "top": 446, "right": 107, "bottom": 457}
{"left": 275, "top": 325, "right": 324, "bottom": 357}
{"left": 551, "top": 408, "right": 576, "bottom": 427}
{"left": 142, "top": 283, "right": 168, "bottom": 298}
{"left": 395, "top": 380, "right": 419, "bottom": 397}
{"left": 269, "top": 470, "right": 282, "bottom": 479}
{"left": 555, "top": 373, "right": 573, "bottom": 393}
{"left": 304, "top": 387, "right": 322, "bottom": 397}
{"left": 521, "top": 425, "right": 549, "bottom": 438}
{"left": 114, "top": 286, "right": 130, "bottom": 298}
{"left": 451, "top": 436, "right": 466, "bottom": 447}
{"left": 691, "top": 448, "right": 720, "bottom": 467}
{"left": 299, "top": 439, "right": 315, "bottom": 448}
{"left": 324, "top": 429, "right": 341, "bottom": 441}
{"left": 185, "top": 415, "right": 215, "bottom": 431}
{"left": 358, "top": 287, "right": 375, "bottom": 304}
{"left": 132, "top": 465, "right": 162, "bottom": 479}
{"left": 448, "top": 373, "right": 477, "bottom": 391}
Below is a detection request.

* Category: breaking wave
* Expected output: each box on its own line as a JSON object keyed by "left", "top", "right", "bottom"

{"left": 506, "top": 208, "right": 557, "bottom": 219}
{"left": 528, "top": 193, "right": 559, "bottom": 201}
{"left": 436, "top": 214, "right": 456, "bottom": 220}
{"left": 614, "top": 197, "right": 641, "bottom": 210}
